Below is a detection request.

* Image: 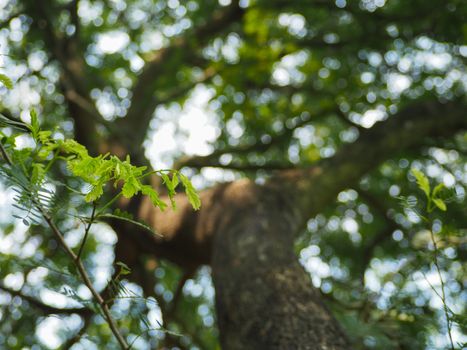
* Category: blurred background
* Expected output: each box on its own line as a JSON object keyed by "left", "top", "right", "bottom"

{"left": 0, "top": 0, "right": 466, "bottom": 349}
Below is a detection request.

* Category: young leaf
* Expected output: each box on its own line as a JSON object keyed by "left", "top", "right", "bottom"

{"left": 85, "top": 183, "right": 104, "bottom": 202}
{"left": 141, "top": 185, "right": 167, "bottom": 211}
{"left": 411, "top": 168, "right": 430, "bottom": 199}
{"left": 179, "top": 174, "right": 201, "bottom": 210}
{"left": 432, "top": 198, "right": 447, "bottom": 211}
{"left": 171, "top": 173, "right": 179, "bottom": 189}
{"left": 29, "top": 109, "right": 40, "bottom": 140}
{"left": 0, "top": 73, "right": 13, "bottom": 89}
{"left": 38, "top": 130, "right": 52, "bottom": 144}
{"left": 161, "top": 172, "right": 176, "bottom": 209}
{"left": 122, "top": 176, "right": 140, "bottom": 198}
{"left": 432, "top": 183, "right": 445, "bottom": 198}
{"left": 116, "top": 261, "right": 131, "bottom": 275}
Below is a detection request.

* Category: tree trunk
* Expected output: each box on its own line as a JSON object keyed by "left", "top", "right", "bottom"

{"left": 211, "top": 180, "right": 351, "bottom": 349}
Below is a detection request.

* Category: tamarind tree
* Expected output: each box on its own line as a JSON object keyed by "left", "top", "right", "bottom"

{"left": 0, "top": 0, "right": 466, "bottom": 349}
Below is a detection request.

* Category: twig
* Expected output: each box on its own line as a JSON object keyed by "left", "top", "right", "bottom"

{"left": 428, "top": 229, "right": 455, "bottom": 350}
{"left": 39, "top": 207, "right": 129, "bottom": 349}
{"left": 0, "top": 140, "right": 12, "bottom": 164}
{"left": 76, "top": 201, "right": 97, "bottom": 260}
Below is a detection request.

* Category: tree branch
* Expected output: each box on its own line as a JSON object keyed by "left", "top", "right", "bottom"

{"left": 276, "top": 99, "right": 467, "bottom": 225}
{"left": 175, "top": 106, "right": 329, "bottom": 170}
{"left": 119, "top": 1, "right": 244, "bottom": 149}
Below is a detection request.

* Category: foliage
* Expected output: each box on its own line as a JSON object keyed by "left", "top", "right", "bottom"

{"left": 0, "top": 0, "right": 466, "bottom": 349}
{"left": 0, "top": 86, "right": 200, "bottom": 348}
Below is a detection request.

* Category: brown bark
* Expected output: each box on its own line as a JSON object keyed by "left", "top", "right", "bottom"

{"left": 210, "top": 180, "right": 351, "bottom": 349}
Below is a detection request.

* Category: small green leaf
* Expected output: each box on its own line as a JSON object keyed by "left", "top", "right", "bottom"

{"left": 432, "top": 198, "right": 447, "bottom": 211}
{"left": 85, "top": 183, "right": 104, "bottom": 202}
{"left": 113, "top": 208, "right": 133, "bottom": 219}
{"left": 38, "top": 130, "right": 52, "bottom": 144}
{"left": 171, "top": 173, "right": 179, "bottom": 189}
{"left": 29, "top": 109, "right": 40, "bottom": 139}
{"left": 31, "top": 163, "right": 45, "bottom": 184}
{"left": 179, "top": 174, "right": 201, "bottom": 210}
{"left": 141, "top": 185, "right": 167, "bottom": 210}
{"left": 432, "top": 183, "right": 445, "bottom": 198}
{"left": 122, "top": 177, "right": 140, "bottom": 198}
{"left": 0, "top": 73, "right": 13, "bottom": 89}
{"left": 116, "top": 261, "right": 131, "bottom": 275}
{"left": 161, "top": 172, "right": 177, "bottom": 209}
{"left": 411, "top": 168, "right": 430, "bottom": 199}
{"left": 161, "top": 173, "right": 173, "bottom": 192}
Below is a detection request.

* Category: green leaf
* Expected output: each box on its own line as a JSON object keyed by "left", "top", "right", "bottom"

{"left": 0, "top": 73, "right": 13, "bottom": 89}
{"left": 432, "top": 183, "right": 445, "bottom": 198}
{"left": 29, "top": 109, "right": 40, "bottom": 139}
{"left": 31, "top": 163, "right": 45, "bottom": 184}
{"left": 179, "top": 174, "right": 201, "bottom": 210}
{"left": 60, "top": 139, "right": 89, "bottom": 157}
{"left": 161, "top": 172, "right": 177, "bottom": 209}
{"left": 432, "top": 198, "right": 447, "bottom": 211}
{"left": 171, "top": 173, "right": 179, "bottom": 189}
{"left": 38, "top": 130, "right": 52, "bottom": 144}
{"left": 85, "top": 183, "right": 104, "bottom": 202}
{"left": 411, "top": 168, "right": 430, "bottom": 199}
{"left": 122, "top": 176, "right": 140, "bottom": 198}
{"left": 141, "top": 185, "right": 167, "bottom": 210}
{"left": 116, "top": 261, "right": 131, "bottom": 275}
{"left": 0, "top": 113, "right": 29, "bottom": 132}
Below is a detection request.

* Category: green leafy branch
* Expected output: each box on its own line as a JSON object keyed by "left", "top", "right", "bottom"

{"left": 411, "top": 168, "right": 447, "bottom": 213}
{"left": 410, "top": 168, "right": 455, "bottom": 350}
{"left": 0, "top": 75, "right": 201, "bottom": 349}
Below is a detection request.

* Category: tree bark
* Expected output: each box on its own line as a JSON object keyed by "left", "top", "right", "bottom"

{"left": 211, "top": 180, "right": 351, "bottom": 349}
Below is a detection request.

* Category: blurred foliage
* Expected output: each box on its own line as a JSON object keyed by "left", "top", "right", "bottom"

{"left": 0, "top": 0, "right": 466, "bottom": 349}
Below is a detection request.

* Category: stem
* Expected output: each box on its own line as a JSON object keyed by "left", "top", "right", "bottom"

{"left": 40, "top": 208, "right": 129, "bottom": 349}
{"left": 95, "top": 192, "right": 122, "bottom": 216}
{"left": 0, "top": 140, "right": 12, "bottom": 164}
{"left": 76, "top": 201, "right": 97, "bottom": 260}
{"left": 428, "top": 228, "right": 455, "bottom": 350}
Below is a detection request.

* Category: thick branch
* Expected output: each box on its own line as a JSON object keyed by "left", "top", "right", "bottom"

{"left": 276, "top": 99, "right": 467, "bottom": 224}
{"left": 130, "top": 99, "right": 466, "bottom": 274}
{"left": 175, "top": 107, "right": 327, "bottom": 169}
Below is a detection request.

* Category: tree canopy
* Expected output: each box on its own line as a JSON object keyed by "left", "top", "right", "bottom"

{"left": 0, "top": 0, "right": 466, "bottom": 349}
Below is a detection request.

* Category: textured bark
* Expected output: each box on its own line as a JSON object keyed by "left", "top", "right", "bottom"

{"left": 211, "top": 180, "right": 351, "bottom": 349}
